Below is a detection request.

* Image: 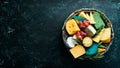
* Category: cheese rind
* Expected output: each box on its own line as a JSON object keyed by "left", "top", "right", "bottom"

{"left": 66, "top": 19, "right": 80, "bottom": 35}
{"left": 84, "top": 25, "right": 96, "bottom": 37}
{"left": 70, "top": 45, "right": 86, "bottom": 59}
{"left": 66, "top": 37, "right": 78, "bottom": 48}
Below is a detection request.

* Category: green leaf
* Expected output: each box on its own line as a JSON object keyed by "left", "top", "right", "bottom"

{"left": 73, "top": 39, "right": 82, "bottom": 45}
{"left": 99, "top": 45, "right": 107, "bottom": 49}
{"left": 93, "top": 54, "right": 104, "bottom": 59}
{"left": 94, "top": 25, "right": 104, "bottom": 36}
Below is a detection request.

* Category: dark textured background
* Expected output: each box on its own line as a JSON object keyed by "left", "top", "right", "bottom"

{"left": 0, "top": 0, "right": 120, "bottom": 68}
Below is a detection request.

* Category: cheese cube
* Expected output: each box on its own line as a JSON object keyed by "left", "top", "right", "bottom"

{"left": 70, "top": 45, "right": 86, "bottom": 59}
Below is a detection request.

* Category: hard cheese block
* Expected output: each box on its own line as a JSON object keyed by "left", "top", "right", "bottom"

{"left": 66, "top": 19, "right": 80, "bottom": 35}
{"left": 84, "top": 25, "right": 96, "bottom": 37}
{"left": 93, "top": 28, "right": 105, "bottom": 43}
{"left": 70, "top": 45, "right": 86, "bottom": 59}
{"left": 100, "top": 28, "right": 111, "bottom": 43}
{"left": 93, "top": 12, "right": 105, "bottom": 29}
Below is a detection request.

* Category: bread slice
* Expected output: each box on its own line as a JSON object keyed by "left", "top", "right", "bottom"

{"left": 92, "top": 28, "right": 105, "bottom": 43}
{"left": 100, "top": 28, "right": 111, "bottom": 43}
{"left": 66, "top": 19, "right": 80, "bottom": 35}
{"left": 70, "top": 45, "right": 86, "bottom": 59}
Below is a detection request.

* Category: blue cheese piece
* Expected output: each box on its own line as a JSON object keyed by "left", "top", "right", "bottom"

{"left": 66, "top": 37, "right": 78, "bottom": 48}
{"left": 84, "top": 25, "right": 96, "bottom": 37}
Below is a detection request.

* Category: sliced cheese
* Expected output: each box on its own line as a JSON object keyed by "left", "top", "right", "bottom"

{"left": 92, "top": 29, "right": 105, "bottom": 43}
{"left": 84, "top": 25, "right": 96, "bottom": 37}
{"left": 70, "top": 45, "right": 86, "bottom": 59}
{"left": 66, "top": 19, "right": 80, "bottom": 35}
{"left": 85, "top": 13, "right": 96, "bottom": 24}
{"left": 79, "top": 11, "right": 89, "bottom": 20}
{"left": 100, "top": 28, "right": 111, "bottom": 43}
{"left": 66, "top": 37, "right": 78, "bottom": 48}
{"left": 83, "top": 37, "right": 92, "bottom": 47}
{"left": 98, "top": 48, "right": 106, "bottom": 53}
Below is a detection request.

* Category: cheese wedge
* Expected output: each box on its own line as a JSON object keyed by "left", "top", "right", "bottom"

{"left": 100, "top": 28, "right": 111, "bottom": 43}
{"left": 70, "top": 45, "right": 86, "bottom": 59}
{"left": 92, "top": 29, "right": 105, "bottom": 43}
{"left": 83, "top": 37, "right": 92, "bottom": 47}
{"left": 85, "top": 13, "right": 96, "bottom": 24}
{"left": 84, "top": 25, "right": 96, "bottom": 37}
{"left": 98, "top": 48, "right": 106, "bottom": 53}
{"left": 66, "top": 19, "right": 80, "bottom": 35}
{"left": 79, "top": 12, "right": 89, "bottom": 20}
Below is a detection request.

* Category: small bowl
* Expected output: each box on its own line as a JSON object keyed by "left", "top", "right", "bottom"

{"left": 62, "top": 8, "right": 114, "bottom": 60}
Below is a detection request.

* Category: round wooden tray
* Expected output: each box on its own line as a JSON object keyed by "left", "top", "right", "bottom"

{"left": 62, "top": 8, "right": 114, "bottom": 60}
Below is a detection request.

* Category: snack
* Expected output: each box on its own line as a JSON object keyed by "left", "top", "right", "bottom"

{"left": 86, "top": 43, "right": 98, "bottom": 56}
{"left": 93, "top": 12, "right": 105, "bottom": 29}
{"left": 70, "top": 45, "right": 86, "bottom": 58}
{"left": 93, "top": 28, "right": 105, "bottom": 43}
{"left": 83, "top": 37, "right": 92, "bottom": 47}
{"left": 100, "top": 28, "right": 111, "bottom": 43}
{"left": 66, "top": 19, "right": 80, "bottom": 35}
{"left": 62, "top": 9, "right": 113, "bottom": 60}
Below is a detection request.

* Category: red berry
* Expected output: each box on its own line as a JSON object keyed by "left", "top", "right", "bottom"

{"left": 77, "top": 35, "right": 83, "bottom": 41}
{"left": 83, "top": 20, "right": 89, "bottom": 27}
{"left": 80, "top": 31, "right": 87, "bottom": 37}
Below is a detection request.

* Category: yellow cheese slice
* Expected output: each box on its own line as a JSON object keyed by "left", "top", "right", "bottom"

{"left": 92, "top": 29, "right": 105, "bottom": 43}
{"left": 66, "top": 19, "right": 80, "bottom": 35}
{"left": 79, "top": 11, "right": 89, "bottom": 20}
{"left": 89, "top": 12, "right": 96, "bottom": 24}
{"left": 70, "top": 45, "right": 86, "bottom": 59}
{"left": 100, "top": 28, "right": 111, "bottom": 43}
{"left": 98, "top": 48, "right": 106, "bottom": 53}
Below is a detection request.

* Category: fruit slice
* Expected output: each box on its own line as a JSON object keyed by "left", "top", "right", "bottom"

{"left": 100, "top": 28, "right": 111, "bottom": 43}
{"left": 66, "top": 19, "right": 80, "bottom": 35}
{"left": 70, "top": 45, "right": 86, "bottom": 59}
{"left": 84, "top": 25, "right": 96, "bottom": 37}
{"left": 92, "top": 28, "right": 105, "bottom": 43}
{"left": 83, "top": 37, "right": 92, "bottom": 47}
{"left": 93, "top": 12, "right": 105, "bottom": 29}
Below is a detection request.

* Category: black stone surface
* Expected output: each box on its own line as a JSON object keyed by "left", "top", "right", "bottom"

{"left": 0, "top": 0, "right": 120, "bottom": 68}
